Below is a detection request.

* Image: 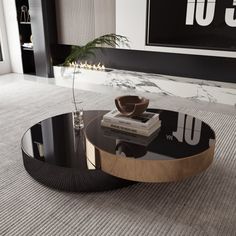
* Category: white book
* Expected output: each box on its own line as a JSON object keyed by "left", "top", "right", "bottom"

{"left": 103, "top": 109, "right": 160, "bottom": 129}
{"left": 101, "top": 119, "right": 161, "bottom": 137}
{"left": 102, "top": 118, "right": 161, "bottom": 132}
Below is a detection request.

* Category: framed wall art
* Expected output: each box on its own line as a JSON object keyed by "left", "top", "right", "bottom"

{"left": 146, "top": 0, "right": 236, "bottom": 51}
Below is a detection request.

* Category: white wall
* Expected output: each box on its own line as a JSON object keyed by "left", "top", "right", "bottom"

{"left": 0, "top": 0, "right": 11, "bottom": 74}
{"left": 3, "top": 0, "right": 23, "bottom": 73}
{"left": 116, "top": 0, "right": 236, "bottom": 58}
{"left": 116, "top": 0, "right": 146, "bottom": 50}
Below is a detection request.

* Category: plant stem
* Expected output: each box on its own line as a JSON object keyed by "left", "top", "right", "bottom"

{"left": 72, "top": 64, "right": 78, "bottom": 111}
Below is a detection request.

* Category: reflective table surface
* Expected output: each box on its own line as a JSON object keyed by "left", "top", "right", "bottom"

{"left": 21, "top": 109, "right": 216, "bottom": 191}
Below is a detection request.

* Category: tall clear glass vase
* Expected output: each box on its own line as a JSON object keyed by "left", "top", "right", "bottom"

{"left": 72, "top": 63, "right": 84, "bottom": 130}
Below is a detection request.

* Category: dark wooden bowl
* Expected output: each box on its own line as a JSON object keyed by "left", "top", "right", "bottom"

{"left": 115, "top": 95, "right": 149, "bottom": 117}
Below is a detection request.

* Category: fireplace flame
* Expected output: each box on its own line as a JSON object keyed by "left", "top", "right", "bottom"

{"left": 69, "top": 61, "right": 105, "bottom": 71}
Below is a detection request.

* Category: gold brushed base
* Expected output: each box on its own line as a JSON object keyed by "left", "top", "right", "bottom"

{"left": 87, "top": 139, "right": 215, "bottom": 183}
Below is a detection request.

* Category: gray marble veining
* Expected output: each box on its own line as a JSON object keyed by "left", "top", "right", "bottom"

{"left": 53, "top": 66, "right": 236, "bottom": 106}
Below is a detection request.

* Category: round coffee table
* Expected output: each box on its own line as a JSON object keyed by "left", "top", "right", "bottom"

{"left": 21, "top": 109, "right": 215, "bottom": 192}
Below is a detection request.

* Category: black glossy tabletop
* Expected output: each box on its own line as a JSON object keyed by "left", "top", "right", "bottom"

{"left": 21, "top": 109, "right": 216, "bottom": 191}
{"left": 86, "top": 109, "right": 215, "bottom": 160}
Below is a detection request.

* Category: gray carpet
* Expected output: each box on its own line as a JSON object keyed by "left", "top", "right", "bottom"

{"left": 0, "top": 79, "right": 236, "bottom": 236}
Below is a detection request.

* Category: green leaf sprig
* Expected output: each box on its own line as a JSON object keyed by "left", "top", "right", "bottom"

{"left": 64, "top": 33, "right": 129, "bottom": 65}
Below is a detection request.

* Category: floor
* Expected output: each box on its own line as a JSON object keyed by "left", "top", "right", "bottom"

{"left": 0, "top": 73, "right": 236, "bottom": 235}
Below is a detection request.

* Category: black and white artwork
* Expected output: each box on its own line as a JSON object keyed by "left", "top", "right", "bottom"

{"left": 146, "top": 0, "right": 236, "bottom": 50}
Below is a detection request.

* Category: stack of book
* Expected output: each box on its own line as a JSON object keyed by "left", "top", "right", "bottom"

{"left": 101, "top": 109, "right": 161, "bottom": 137}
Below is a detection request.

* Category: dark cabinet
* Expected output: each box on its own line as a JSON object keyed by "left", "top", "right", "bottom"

{"left": 16, "top": 0, "right": 57, "bottom": 77}
{"left": 16, "top": 0, "right": 36, "bottom": 75}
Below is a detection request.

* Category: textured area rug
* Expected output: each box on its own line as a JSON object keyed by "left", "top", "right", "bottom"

{"left": 0, "top": 79, "right": 236, "bottom": 235}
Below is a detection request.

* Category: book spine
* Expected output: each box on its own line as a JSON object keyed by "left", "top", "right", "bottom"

{"left": 102, "top": 119, "right": 161, "bottom": 131}
{"left": 103, "top": 115, "right": 159, "bottom": 129}
{"left": 103, "top": 117, "right": 144, "bottom": 128}
{"left": 101, "top": 120, "right": 161, "bottom": 136}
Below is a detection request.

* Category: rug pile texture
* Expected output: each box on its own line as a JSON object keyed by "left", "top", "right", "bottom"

{"left": 0, "top": 79, "right": 235, "bottom": 235}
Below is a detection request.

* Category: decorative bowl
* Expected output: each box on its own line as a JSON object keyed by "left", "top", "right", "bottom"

{"left": 115, "top": 95, "right": 149, "bottom": 117}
